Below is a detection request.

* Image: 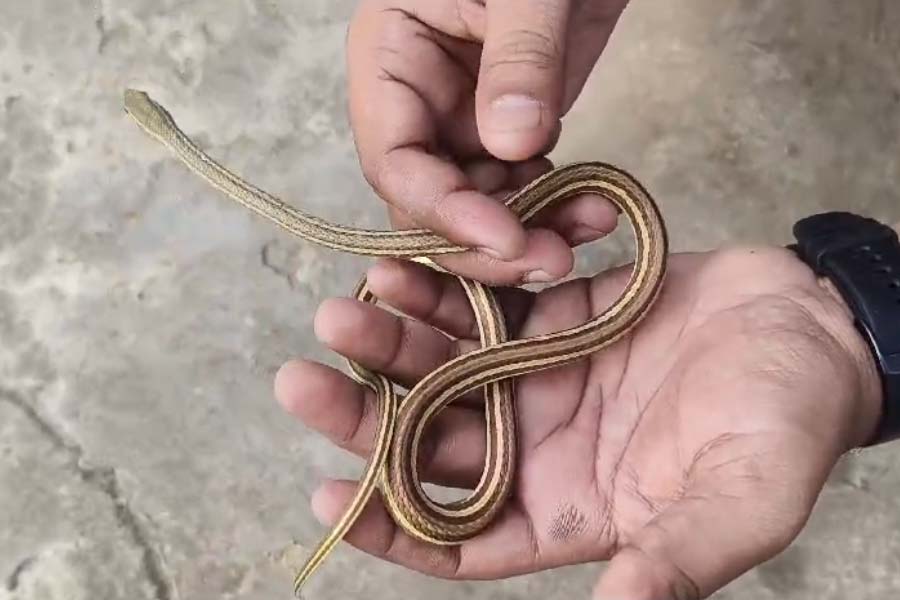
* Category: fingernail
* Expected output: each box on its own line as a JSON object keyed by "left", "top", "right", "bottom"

{"left": 489, "top": 95, "right": 543, "bottom": 132}
{"left": 524, "top": 269, "right": 554, "bottom": 283}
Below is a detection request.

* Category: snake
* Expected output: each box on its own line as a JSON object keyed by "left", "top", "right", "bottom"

{"left": 122, "top": 88, "right": 668, "bottom": 596}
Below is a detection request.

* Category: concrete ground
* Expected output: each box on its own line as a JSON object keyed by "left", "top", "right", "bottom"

{"left": 1, "top": 1, "right": 899, "bottom": 599}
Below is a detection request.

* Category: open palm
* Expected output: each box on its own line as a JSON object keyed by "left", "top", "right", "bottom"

{"left": 275, "top": 245, "right": 879, "bottom": 598}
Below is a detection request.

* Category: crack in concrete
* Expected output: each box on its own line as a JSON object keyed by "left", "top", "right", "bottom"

{"left": 0, "top": 387, "right": 176, "bottom": 600}
{"left": 94, "top": 0, "right": 110, "bottom": 54}
{"left": 260, "top": 241, "right": 296, "bottom": 289}
{"left": 4, "top": 556, "right": 36, "bottom": 592}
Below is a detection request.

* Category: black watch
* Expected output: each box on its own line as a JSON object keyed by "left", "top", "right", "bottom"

{"left": 789, "top": 212, "right": 900, "bottom": 446}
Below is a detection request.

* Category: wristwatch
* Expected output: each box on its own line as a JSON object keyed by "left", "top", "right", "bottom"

{"left": 790, "top": 212, "right": 900, "bottom": 446}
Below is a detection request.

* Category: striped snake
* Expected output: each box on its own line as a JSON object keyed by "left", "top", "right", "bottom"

{"left": 122, "top": 89, "right": 668, "bottom": 596}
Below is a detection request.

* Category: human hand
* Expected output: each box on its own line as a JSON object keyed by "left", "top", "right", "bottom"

{"left": 346, "top": 0, "right": 630, "bottom": 285}
{"left": 275, "top": 244, "right": 882, "bottom": 598}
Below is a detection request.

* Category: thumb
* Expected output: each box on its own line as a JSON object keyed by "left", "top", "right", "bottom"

{"left": 476, "top": 0, "right": 571, "bottom": 162}
{"left": 593, "top": 438, "right": 825, "bottom": 599}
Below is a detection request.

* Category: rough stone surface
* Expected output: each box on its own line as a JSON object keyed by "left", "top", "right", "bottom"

{"left": 1, "top": 1, "right": 898, "bottom": 599}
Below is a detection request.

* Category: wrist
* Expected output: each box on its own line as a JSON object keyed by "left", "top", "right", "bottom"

{"left": 790, "top": 213, "right": 900, "bottom": 449}
{"left": 815, "top": 277, "right": 885, "bottom": 449}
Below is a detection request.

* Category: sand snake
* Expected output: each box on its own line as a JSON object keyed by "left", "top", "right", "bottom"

{"left": 122, "top": 89, "right": 668, "bottom": 595}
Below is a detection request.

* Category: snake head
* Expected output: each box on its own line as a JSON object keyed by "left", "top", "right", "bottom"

{"left": 123, "top": 89, "right": 177, "bottom": 141}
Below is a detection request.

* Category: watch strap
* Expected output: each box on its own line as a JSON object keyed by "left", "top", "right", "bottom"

{"left": 790, "top": 212, "right": 900, "bottom": 445}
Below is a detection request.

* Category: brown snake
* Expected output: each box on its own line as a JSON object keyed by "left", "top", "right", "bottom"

{"left": 123, "top": 88, "right": 668, "bottom": 595}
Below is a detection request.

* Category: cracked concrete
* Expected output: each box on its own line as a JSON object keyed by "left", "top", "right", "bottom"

{"left": 1, "top": 1, "right": 899, "bottom": 599}
{"left": 0, "top": 388, "right": 163, "bottom": 600}
{"left": 0, "top": 387, "right": 174, "bottom": 600}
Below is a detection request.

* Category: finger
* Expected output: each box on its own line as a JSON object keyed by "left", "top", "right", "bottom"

{"left": 593, "top": 435, "right": 826, "bottom": 599}
{"left": 462, "top": 159, "right": 510, "bottom": 196}
{"left": 479, "top": 158, "right": 619, "bottom": 247}
{"left": 430, "top": 228, "right": 575, "bottom": 285}
{"left": 384, "top": 158, "right": 515, "bottom": 230}
{"left": 274, "top": 360, "right": 488, "bottom": 488}
{"left": 383, "top": 208, "right": 575, "bottom": 285}
{"left": 380, "top": 156, "right": 586, "bottom": 283}
{"left": 313, "top": 280, "right": 526, "bottom": 413}
{"left": 460, "top": 156, "right": 553, "bottom": 197}
{"left": 311, "top": 480, "right": 464, "bottom": 577}
{"left": 311, "top": 479, "right": 547, "bottom": 579}
{"left": 313, "top": 297, "right": 472, "bottom": 389}
{"left": 530, "top": 192, "right": 620, "bottom": 245}
{"left": 477, "top": 0, "right": 571, "bottom": 161}
{"left": 314, "top": 294, "right": 520, "bottom": 408}
{"left": 391, "top": 0, "right": 487, "bottom": 41}
{"left": 506, "top": 156, "right": 554, "bottom": 189}
{"left": 347, "top": 3, "right": 527, "bottom": 260}
{"left": 366, "top": 259, "right": 535, "bottom": 341}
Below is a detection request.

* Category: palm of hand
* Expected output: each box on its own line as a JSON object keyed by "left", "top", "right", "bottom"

{"left": 276, "top": 246, "right": 875, "bottom": 598}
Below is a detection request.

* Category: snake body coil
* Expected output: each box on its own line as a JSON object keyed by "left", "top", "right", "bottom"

{"left": 123, "top": 89, "right": 668, "bottom": 595}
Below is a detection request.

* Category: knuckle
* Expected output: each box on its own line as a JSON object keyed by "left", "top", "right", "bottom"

{"left": 375, "top": 6, "right": 433, "bottom": 60}
{"left": 428, "top": 190, "right": 459, "bottom": 227}
{"left": 340, "top": 393, "right": 369, "bottom": 448}
{"left": 453, "top": 0, "right": 484, "bottom": 40}
{"left": 350, "top": 5, "right": 423, "bottom": 76}
{"left": 382, "top": 314, "right": 412, "bottom": 370}
{"left": 360, "top": 154, "right": 386, "bottom": 193}
{"left": 362, "top": 152, "right": 399, "bottom": 199}
{"left": 378, "top": 8, "right": 414, "bottom": 54}
{"left": 484, "top": 27, "right": 560, "bottom": 74}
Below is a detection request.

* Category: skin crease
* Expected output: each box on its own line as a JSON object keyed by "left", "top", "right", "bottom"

{"left": 283, "top": 0, "right": 900, "bottom": 594}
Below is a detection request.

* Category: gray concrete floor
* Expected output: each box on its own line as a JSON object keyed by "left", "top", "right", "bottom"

{"left": 1, "top": 1, "right": 899, "bottom": 599}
